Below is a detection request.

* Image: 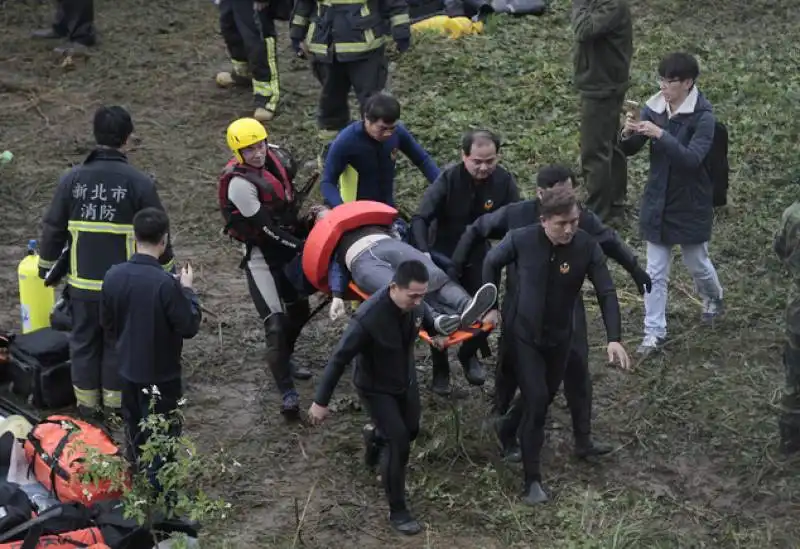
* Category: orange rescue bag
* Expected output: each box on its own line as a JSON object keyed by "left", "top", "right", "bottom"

{"left": 23, "top": 416, "right": 129, "bottom": 507}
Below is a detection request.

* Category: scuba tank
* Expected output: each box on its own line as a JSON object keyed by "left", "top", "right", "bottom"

{"left": 17, "top": 240, "right": 55, "bottom": 334}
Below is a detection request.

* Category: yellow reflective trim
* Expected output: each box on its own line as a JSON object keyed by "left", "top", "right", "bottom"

{"left": 252, "top": 79, "right": 272, "bottom": 96}
{"left": 264, "top": 36, "right": 280, "bottom": 112}
{"left": 102, "top": 389, "right": 122, "bottom": 409}
{"left": 390, "top": 14, "right": 410, "bottom": 26}
{"left": 231, "top": 59, "right": 250, "bottom": 77}
{"left": 334, "top": 39, "right": 386, "bottom": 53}
{"left": 74, "top": 386, "right": 100, "bottom": 408}
{"left": 320, "top": 0, "right": 366, "bottom": 4}
{"left": 37, "top": 258, "right": 55, "bottom": 269}
{"left": 292, "top": 15, "right": 308, "bottom": 26}
{"left": 69, "top": 227, "right": 79, "bottom": 280}
{"left": 67, "top": 275, "right": 103, "bottom": 291}
{"left": 67, "top": 220, "right": 134, "bottom": 235}
{"left": 163, "top": 259, "right": 175, "bottom": 272}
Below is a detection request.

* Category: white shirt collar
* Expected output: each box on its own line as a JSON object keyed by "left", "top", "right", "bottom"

{"left": 645, "top": 86, "right": 699, "bottom": 117}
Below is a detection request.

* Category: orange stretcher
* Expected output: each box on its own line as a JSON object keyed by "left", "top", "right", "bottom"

{"left": 302, "top": 200, "right": 494, "bottom": 349}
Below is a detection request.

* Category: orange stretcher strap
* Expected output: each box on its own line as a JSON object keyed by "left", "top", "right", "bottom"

{"left": 347, "top": 282, "right": 493, "bottom": 349}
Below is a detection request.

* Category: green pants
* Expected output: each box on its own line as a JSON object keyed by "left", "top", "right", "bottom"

{"left": 579, "top": 93, "right": 628, "bottom": 223}
{"left": 781, "top": 294, "right": 800, "bottom": 454}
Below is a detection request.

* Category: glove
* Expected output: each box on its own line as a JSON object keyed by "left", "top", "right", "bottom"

{"left": 329, "top": 297, "right": 346, "bottom": 321}
{"left": 631, "top": 265, "right": 652, "bottom": 295}
{"left": 395, "top": 38, "right": 410, "bottom": 53}
{"left": 291, "top": 39, "right": 305, "bottom": 59}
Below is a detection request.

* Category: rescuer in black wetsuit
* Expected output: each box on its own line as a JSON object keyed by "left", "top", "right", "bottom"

{"left": 482, "top": 186, "right": 631, "bottom": 506}
{"left": 308, "top": 260, "right": 449, "bottom": 536}
{"left": 452, "top": 165, "right": 652, "bottom": 461}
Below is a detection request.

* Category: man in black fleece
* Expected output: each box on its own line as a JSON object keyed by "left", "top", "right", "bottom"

{"left": 308, "top": 260, "right": 450, "bottom": 536}
{"left": 483, "top": 186, "right": 631, "bottom": 505}
{"left": 452, "top": 165, "right": 651, "bottom": 461}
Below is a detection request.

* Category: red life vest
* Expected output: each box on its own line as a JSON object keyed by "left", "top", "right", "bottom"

{"left": 217, "top": 150, "right": 295, "bottom": 244}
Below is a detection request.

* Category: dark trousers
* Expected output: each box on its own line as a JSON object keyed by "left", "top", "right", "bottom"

{"left": 52, "top": 0, "right": 95, "bottom": 46}
{"left": 580, "top": 93, "right": 628, "bottom": 222}
{"left": 69, "top": 298, "right": 120, "bottom": 410}
{"left": 360, "top": 386, "right": 421, "bottom": 514}
{"left": 311, "top": 49, "right": 388, "bottom": 138}
{"left": 219, "top": 0, "right": 280, "bottom": 111}
{"left": 121, "top": 377, "right": 183, "bottom": 490}
{"left": 496, "top": 299, "right": 593, "bottom": 444}
{"left": 509, "top": 334, "right": 571, "bottom": 486}
{"left": 244, "top": 250, "right": 310, "bottom": 396}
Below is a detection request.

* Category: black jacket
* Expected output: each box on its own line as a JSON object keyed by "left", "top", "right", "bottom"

{"left": 452, "top": 198, "right": 639, "bottom": 274}
{"left": 411, "top": 162, "right": 520, "bottom": 258}
{"left": 314, "top": 286, "right": 436, "bottom": 406}
{"left": 38, "top": 148, "right": 174, "bottom": 300}
{"left": 483, "top": 225, "right": 621, "bottom": 346}
{"left": 102, "top": 254, "right": 202, "bottom": 384}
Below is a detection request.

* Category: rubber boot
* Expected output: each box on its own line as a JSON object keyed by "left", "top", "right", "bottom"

{"left": 457, "top": 341, "right": 486, "bottom": 386}
{"left": 522, "top": 481, "right": 548, "bottom": 505}
{"left": 362, "top": 424, "right": 383, "bottom": 469}
{"left": 430, "top": 348, "right": 451, "bottom": 396}
{"left": 574, "top": 436, "right": 613, "bottom": 459}
{"left": 286, "top": 301, "right": 312, "bottom": 380}
{"left": 496, "top": 398, "right": 522, "bottom": 462}
{"left": 389, "top": 510, "right": 422, "bottom": 535}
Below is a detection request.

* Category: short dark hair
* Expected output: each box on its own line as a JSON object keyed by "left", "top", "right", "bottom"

{"left": 364, "top": 93, "right": 401, "bottom": 124}
{"left": 461, "top": 129, "right": 501, "bottom": 155}
{"left": 539, "top": 186, "right": 578, "bottom": 219}
{"left": 537, "top": 164, "right": 577, "bottom": 189}
{"left": 658, "top": 52, "right": 700, "bottom": 83}
{"left": 93, "top": 106, "right": 134, "bottom": 148}
{"left": 393, "top": 260, "right": 429, "bottom": 288}
{"left": 133, "top": 207, "right": 170, "bottom": 246}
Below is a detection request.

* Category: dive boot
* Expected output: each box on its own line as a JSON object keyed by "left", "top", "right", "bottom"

{"left": 575, "top": 437, "right": 613, "bottom": 459}
{"left": 389, "top": 510, "right": 422, "bottom": 535}
{"left": 457, "top": 347, "right": 486, "bottom": 386}
{"left": 280, "top": 390, "right": 300, "bottom": 419}
{"left": 522, "top": 481, "right": 548, "bottom": 506}
{"left": 430, "top": 351, "right": 451, "bottom": 396}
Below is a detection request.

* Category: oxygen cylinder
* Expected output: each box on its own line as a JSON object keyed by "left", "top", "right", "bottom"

{"left": 18, "top": 240, "right": 55, "bottom": 334}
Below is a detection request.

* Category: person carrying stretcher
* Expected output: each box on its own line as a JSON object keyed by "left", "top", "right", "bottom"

{"left": 286, "top": 206, "right": 500, "bottom": 334}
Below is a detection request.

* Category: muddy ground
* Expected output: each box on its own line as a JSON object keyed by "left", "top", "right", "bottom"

{"left": 2, "top": 0, "right": 800, "bottom": 547}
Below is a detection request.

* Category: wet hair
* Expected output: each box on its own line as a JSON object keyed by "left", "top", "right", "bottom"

{"left": 537, "top": 164, "right": 577, "bottom": 189}
{"left": 461, "top": 129, "right": 501, "bottom": 155}
{"left": 93, "top": 105, "right": 134, "bottom": 148}
{"left": 539, "top": 185, "right": 578, "bottom": 219}
{"left": 133, "top": 207, "right": 170, "bottom": 246}
{"left": 658, "top": 52, "right": 700, "bottom": 83}
{"left": 364, "top": 93, "right": 401, "bottom": 124}
{"left": 393, "top": 260, "right": 429, "bottom": 288}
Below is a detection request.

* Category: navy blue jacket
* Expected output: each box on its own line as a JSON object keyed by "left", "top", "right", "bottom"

{"left": 621, "top": 88, "right": 716, "bottom": 245}
{"left": 320, "top": 121, "right": 440, "bottom": 208}
{"left": 102, "top": 254, "right": 202, "bottom": 384}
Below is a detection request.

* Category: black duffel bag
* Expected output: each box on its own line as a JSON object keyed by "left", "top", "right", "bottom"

{"left": 7, "top": 328, "right": 74, "bottom": 410}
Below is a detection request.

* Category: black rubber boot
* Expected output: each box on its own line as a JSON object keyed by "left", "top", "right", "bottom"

{"left": 430, "top": 349, "right": 451, "bottom": 396}
{"left": 389, "top": 510, "right": 422, "bottom": 535}
{"left": 522, "top": 481, "right": 548, "bottom": 506}
{"left": 574, "top": 436, "right": 613, "bottom": 459}
{"left": 457, "top": 345, "right": 486, "bottom": 386}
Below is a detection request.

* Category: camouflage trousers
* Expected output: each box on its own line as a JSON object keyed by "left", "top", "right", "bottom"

{"left": 781, "top": 295, "right": 800, "bottom": 453}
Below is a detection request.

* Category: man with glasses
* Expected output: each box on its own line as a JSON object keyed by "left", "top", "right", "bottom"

{"left": 620, "top": 52, "right": 724, "bottom": 356}
{"left": 571, "top": 0, "right": 633, "bottom": 224}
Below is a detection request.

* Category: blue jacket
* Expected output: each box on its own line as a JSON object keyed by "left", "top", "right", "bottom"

{"left": 621, "top": 87, "right": 716, "bottom": 245}
{"left": 102, "top": 254, "right": 202, "bottom": 384}
{"left": 320, "top": 121, "right": 440, "bottom": 208}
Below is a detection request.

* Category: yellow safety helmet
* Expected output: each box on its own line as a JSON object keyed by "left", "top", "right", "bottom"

{"left": 226, "top": 117, "right": 268, "bottom": 163}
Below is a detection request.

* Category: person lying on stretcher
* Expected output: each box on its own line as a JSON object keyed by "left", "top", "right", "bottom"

{"left": 287, "top": 206, "right": 500, "bottom": 335}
